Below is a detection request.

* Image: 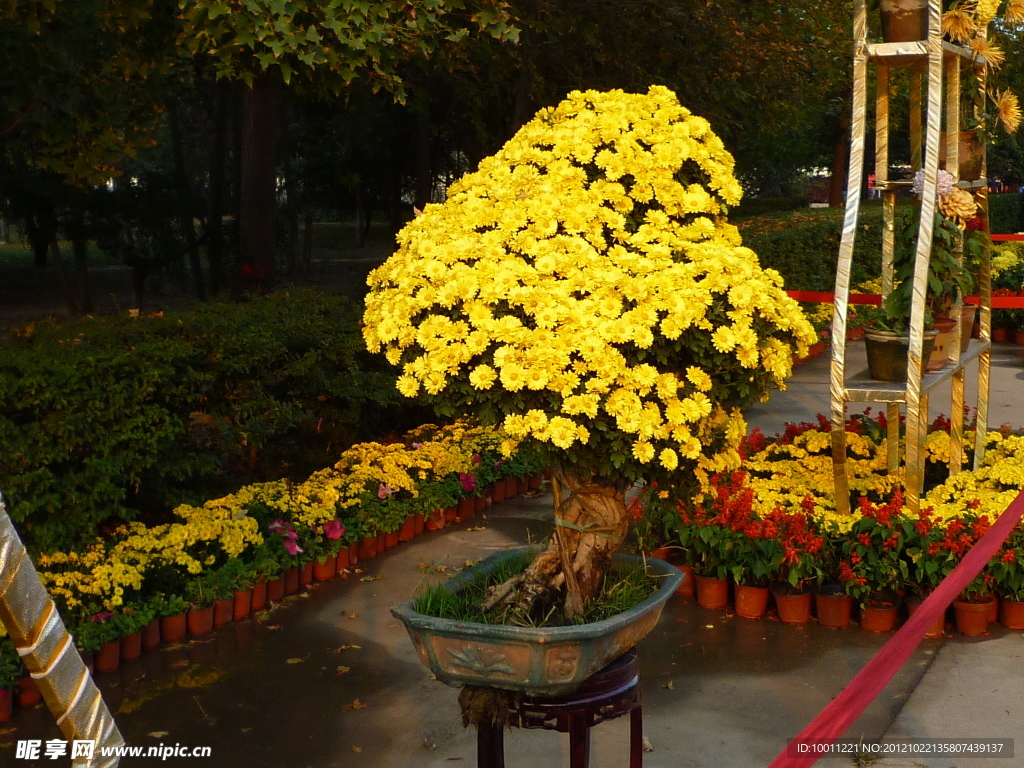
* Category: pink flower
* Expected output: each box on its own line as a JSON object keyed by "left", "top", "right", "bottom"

{"left": 459, "top": 473, "right": 477, "bottom": 493}
{"left": 90, "top": 612, "right": 114, "bottom": 623}
{"left": 412, "top": 442, "right": 424, "bottom": 449}
{"left": 493, "top": 460, "right": 504, "bottom": 471}
{"left": 268, "top": 519, "right": 287, "bottom": 533}
{"left": 323, "top": 520, "right": 345, "bottom": 540}
{"left": 285, "top": 530, "right": 298, "bottom": 542}
{"left": 378, "top": 483, "right": 396, "bottom": 499}
{"left": 471, "top": 454, "right": 482, "bottom": 463}
{"left": 283, "top": 538, "right": 304, "bottom": 556}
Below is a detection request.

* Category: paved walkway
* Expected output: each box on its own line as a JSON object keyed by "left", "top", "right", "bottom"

{"left": 5, "top": 339, "right": 1024, "bottom": 768}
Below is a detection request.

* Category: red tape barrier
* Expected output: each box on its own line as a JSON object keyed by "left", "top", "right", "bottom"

{"left": 767, "top": 489, "right": 1024, "bottom": 768}
{"left": 786, "top": 291, "right": 1024, "bottom": 309}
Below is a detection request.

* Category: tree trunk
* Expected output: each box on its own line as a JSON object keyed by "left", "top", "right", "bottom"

{"left": 829, "top": 93, "right": 852, "bottom": 208}
{"left": 69, "top": 219, "right": 93, "bottom": 314}
{"left": 487, "top": 468, "right": 629, "bottom": 621}
{"left": 302, "top": 210, "right": 314, "bottom": 272}
{"left": 48, "top": 234, "right": 79, "bottom": 316}
{"left": 413, "top": 96, "right": 433, "bottom": 211}
{"left": 239, "top": 70, "right": 284, "bottom": 287}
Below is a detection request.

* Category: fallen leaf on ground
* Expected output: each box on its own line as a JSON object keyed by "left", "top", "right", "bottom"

{"left": 434, "top": 566, "right": 448, "bottom": 573}
{"left": 265, "top": 624, "right": 282, "bottom": 630}
{"left": 353, "top": 568, "right": 365, "bottom": 574}
{"left": 170, "top": 660, "right": 191, "bottom": 669}
{"left": 333, "top": 644, "right": 361, "bottom": 651}
{"left": 286, "top": 658, "right": 305, "bottom": 665}
{"left": 465, "top": 526, "right": 487, "bottom": 532}
{"left": 336, "top": 666, "right": 350, "bottom": 675}
{"left": 359, "top": 575, "right": 382, "bottom": 582}
{"left": 352, "top": 746, "right": 362, "bottom": 753}
{"left": 0, "top": 727, "right": 17, "bottom": 736}
{"left": 642, "top": 737, "right": 654, "bottom": 752}
{"left": 241, "top": 728, "right": 252, "bottom": 733}
{"left": 422, "top": 740, "right": 437, "bottom": 752}
{"left": 344, "top": 699, "right": 370, "bottom": 710}
{"left": 661, "top": 680, "right": 674, "bottom": 690}
{"left": 348, "top": 613, "right": 359, "bottom": 620}
{"left": 705, "top": 624, "right": 714, "bottom": 629}
{"left": 148, "top": 731, "right": 169, "bottom": 739}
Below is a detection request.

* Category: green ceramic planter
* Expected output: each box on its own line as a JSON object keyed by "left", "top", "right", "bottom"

{"left": 391, "top": 546, "right": 682, "bottom": 695}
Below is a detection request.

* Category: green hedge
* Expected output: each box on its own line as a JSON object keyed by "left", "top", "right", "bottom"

{"left": 0, "top": 289, "right": 406, "bottom": 552}
{"left": 989, "top": 193, "right": 1022, "bottom": 234}
{"left": 738, "top": 205, "right": 890, "bottom": 292}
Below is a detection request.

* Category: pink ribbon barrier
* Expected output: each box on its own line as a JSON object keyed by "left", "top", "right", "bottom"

{"left": 767, "top": 489, "right": 1024, "bottom": 768}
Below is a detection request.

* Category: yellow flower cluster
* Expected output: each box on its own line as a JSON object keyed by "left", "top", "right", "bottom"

{"left": 736, "top": 426, "right": 1024, "bottom": 533}
{"left": 364, "top": 86, "right": 815, "bottom": 472}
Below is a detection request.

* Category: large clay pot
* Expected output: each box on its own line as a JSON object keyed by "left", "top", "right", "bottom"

{"left": 1000, "top": 597, "right": 1024, "bottom": 629}
{"left": 457, "top": 497, "right": 475, "bottom": 519}
{"left": 816, "top": 590, "right": 853, "bottom": 629}
{"left": 906, "top": 594, "right": 946, "bottom": 638}
{"left": 649, "top": 547, "right": 673, "bottom": 561}
{"left": 348, "top": 542, "right": 359, "bottom": 566}
{"left": 187, "top": 606, "right": 215, "bottom": 637}
{"left": 213, "top": 598, "right": 234, "bottom": 627}
{"left": 95, "top": 639, "right": 120, "bottom": 673}
{"left": 0, "top": 689, "right": 12, "bottom": 723}
{"left": 413, "top": 513, "right": 425, "bottom": 536}
{"left": 336, "top": 549, "right": 350, "bottom": 572}
{"left": 504, "top": 477, "right": 518, "bottom": 500}
{"left": 376, "top": 533, "right": 387, "bottom": 553}
{"left": 735, "top": 584, "right": 769, "bottom": 619}
{"left": 989, "top": 594, "right": 1000, "bottom": 623}
{"left": 993, "top": 327, "right": 1010, "bottom": 343}
{"left": 251, "top": 581, "right": 268, "bottom": 612}
{"left": 314, "top": 557, "right": 337, "bottom": 581}
{"left": 860, "top": 601, "right": 900, "bottom": 633}
{"left": 529, "top": 474, "right": 543, "bottom": 490}
{"left": 358, "top": 536, "right": 378, "bottom": 560}
{"left": 960, "top": 304, "right": 978, "bottom": 353}
{"left": 694, "top": 574, "right": 729, "bottom": 610}
{"left": 398, "top": 516, "right": 416, "bottom": 541}
{"left": 880, "top": 0, "right": 928, "bottom": 42}
{"left": 284, "top": 567, "right": 300, "bottom": 595}
{"left": 121, "top": 631, "right": 143, "bottom": 662}
{"left": 385, "top": 530, "right": 400, "bottom": 549}
{"left": 267, "top": 577, "right": 285, "bottom": 602}
{"left": 675, "top": 564, "right": 696, "bottom": 598}
{"left": 17, "top": 677, "right": 42, "bottom": 707}
{"left": 953, "top": 596, "right": 993, "bottom": 636}
{"left": 299, "top": 561, "right": 314, "bottom": 587}
{"left": 160, "top": 613, "right": 187, "bottom": 643}
{"left": 865, "top": 327, "right": 937, "bottom": 382}
{"left": 425, "top": 508, "right": 446, "bottom": 531}
{"left": 927, "top": 317, "right": 958, "bottom": 371}
{"left": 772, "top": 584, "right": 812, "bottom": 625}
{"left": 233, "top": 589, "right": 252, "bottom": 620}
{"left": 142, "top": 618, "right": 161, "bottom": 650}
{"left": 491, "top": 481, "right": 506, "bottom": 503}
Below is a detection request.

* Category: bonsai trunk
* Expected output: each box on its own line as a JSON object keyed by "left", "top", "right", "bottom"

{"left": 486, "top": 467, "right": 629, "bottom": 621}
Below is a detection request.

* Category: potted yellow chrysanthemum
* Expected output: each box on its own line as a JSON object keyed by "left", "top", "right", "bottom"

{"left": 366, "top": 86, "right": 814, "bottom": 692}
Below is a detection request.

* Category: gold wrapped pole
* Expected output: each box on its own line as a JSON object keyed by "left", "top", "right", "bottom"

{"left": 0, "top": 496, "right": 123, "bottom": 767}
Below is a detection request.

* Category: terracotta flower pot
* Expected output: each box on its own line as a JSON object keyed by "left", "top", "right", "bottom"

{"left": 385, "top": 530, "right": 400, "bottom": 549}
{"left": 906, "top": 595, "right": 945, "bottom": 638}
{"left": 1000, "top": 597, "right": 1024, "bottom": 629}
{"left": 484, "top": 487, "right": 494, "bottom": 508}
{"left": 993, "top": 327, "right": 1010, "bottom": 343}
{"left": 815, "top": 591, "right": 853, "bottom": 629}
{"left": 960, "top": 304, "right": 978, "bottom": 354}
{"left": 735, "top": 584, "right": 769, "bottom": 619}
{"left": 121, "top": 631, "right": 143, "bottom": 662}
{"left": 348, "top": 542, "right": 359, "bottom": 566}
{"left": 491, "top": 481, "right": 506, "bottom": 503}
{"left": 990, "top": 594, "right": 1000, "bottom": 623}
{"left": 953, "top": 596, "right": 993, "bottom": 636}
{"left": 267, "top": 577, "right": 285, "bottom": 602}
{"left": 674, "top": 564, "right": 695, "bottom": 597}
{"left": 95, "top": 639, "right": 120, "bottom": 673}
{"left": 399, "top": 517, "right": 416, "bottom": 541}
{"left": 251, "top": 581, "right": 268, "bottom": 612}
{"left": 336, "top": 549, "right": 350, "bottom": 571}
{"left": 457, "top": 497, "right": 474, "bottom": 519}
{"left": 414, "top": 513, "right": 425, "bottom": 536}
{"left": 233, "top": 589, "right": 252, "bottom": 620}
{"left": 314, "top": 558, "right": 337, "bottom": 581}
{"left": 160, "top": 613, "right": 187, "bottom": 643}
{"left": 926, "top": 317, "right": 958, "bottom": 372}
{"left": 376, "top": 533, "right": 387, "bottom": 553}
{"left": 1015, "top": 330, "right": 1024, "bottom": 347}
{"left": 284, "top": 567, "right": 300, "bottom": 595}
{"left": 529, "top": 474, "right": 543, "bottom": 490}
{"left": 213, "top": 598, "right": 234, "bottom": 627}
{"left": 188, "top": 606, "right": 214, "bottom": 636}
{"left": 425, "top": 508, "right": 446, "bottom": 531}
{"left": 17, "top": 677, "right": 42, "bottom": 707}
{"left": 518, "top": 477, "right": 531, "bottom": 495}
{"left": 142, "top": 618, "right": 161, "bottom": 650}
{"left": 474, "top": 494, "right": 486, "bottom": 513}
{"left": 299, "top": 561, "right": 314, "bottom": 587}
{"left": 0, "top": 689, "right": 12, "bottom": 723}
{"left": 773, "top": 586, "right": 812, "bottom": 625}
{"left": 860, "top": 601, "right": 900, "bottom": 633}
{"left": 504, "top": 477, "right": 517, "bottom": 499}
{"left": 694, "top": 574, "right": 729, "bottom": 610}
{"left": 358, "top": 536, "right": 378, "bottom": 560}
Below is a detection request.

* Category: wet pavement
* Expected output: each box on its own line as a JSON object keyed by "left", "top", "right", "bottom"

{"left": 5, "top": 340, "right": 1024, "bottom": 768}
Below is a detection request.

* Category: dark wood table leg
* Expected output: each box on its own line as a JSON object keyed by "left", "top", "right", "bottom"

{"left": 629, "top": 705, "right": 643, "bottom": 768}
{"left": 568, "top": 711, "right": 591, "bottom": 768}
{"left": 478, "top": 719, "right": 505, "bottom": 768}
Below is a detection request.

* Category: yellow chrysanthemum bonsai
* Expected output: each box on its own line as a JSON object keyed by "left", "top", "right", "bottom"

{"left": 364, "top": 86, "right": 814, "bottom": 619}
